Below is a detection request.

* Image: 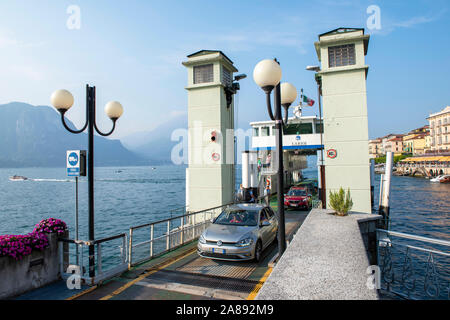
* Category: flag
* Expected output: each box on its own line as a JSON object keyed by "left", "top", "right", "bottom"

{"left": 302, "top": 95, "right": 315, "bottom": 106}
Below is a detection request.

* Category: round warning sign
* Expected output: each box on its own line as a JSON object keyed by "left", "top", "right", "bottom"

{"left": 212, "top": 153, "right": 220, "bottom": 161}
{"left": 327, "top": 149, "right": 337, "bottom": 159}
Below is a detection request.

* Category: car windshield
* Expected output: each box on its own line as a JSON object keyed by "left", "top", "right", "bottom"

{"left": 214, "top": 209, "right": 258, "bottom": 226}
{"left": 288, "top": 189, "right": 306, "bottom": 196}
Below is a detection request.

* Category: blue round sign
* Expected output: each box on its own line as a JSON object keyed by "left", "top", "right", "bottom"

{"left": 68, "top": 152, "right": 79, "bottom": 166}
{"left": 296, "top": 135, "right": 301, "bottom": 141}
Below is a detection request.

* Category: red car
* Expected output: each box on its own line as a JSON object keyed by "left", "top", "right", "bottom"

{"left": 284, "top": 187, "right": 312, "bottom": 210}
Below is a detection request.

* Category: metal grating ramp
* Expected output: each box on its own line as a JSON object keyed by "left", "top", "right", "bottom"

{"left": 176, "top": 256, "right": 258, "bottom": 279}
{"left": 144, "top": 269, "right": 260, "bottom": 293}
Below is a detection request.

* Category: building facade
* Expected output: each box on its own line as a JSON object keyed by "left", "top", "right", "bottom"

{"left": 368, "top": 138, "right": 382, "bottom": 158}
{"left": 379, "top": 134, "right": 403, "bottom": 155}
{"left": 385, "top": 136, "right": 404, "bottom": 155}
{"left": 402, "top": 126, "right": 429, "bottom": 155}
{"left": 428, "top": 106, "right": 450, "bottom": 152}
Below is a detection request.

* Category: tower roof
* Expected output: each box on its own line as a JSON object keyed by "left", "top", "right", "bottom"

{"left": 187, "top": 50, "right": 234, "bottom": 64}
{"left": 318, "top": 28, "right": 365, "bottom": 38}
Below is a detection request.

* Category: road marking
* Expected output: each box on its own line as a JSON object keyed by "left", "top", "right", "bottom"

{"left": 99, "top": 248, "right": 197, "bottom": 300}
{"left": 66, "top": 285, "right": 98, "bottom": 300}
{"left": 246, "top": 267, "right": 273, "bottom": 300}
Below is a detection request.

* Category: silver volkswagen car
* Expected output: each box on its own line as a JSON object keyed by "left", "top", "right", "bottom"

{"left": 197, "top": 204, "right": 278, "bottom": 262}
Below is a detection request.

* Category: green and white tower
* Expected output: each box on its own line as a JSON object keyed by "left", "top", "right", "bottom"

{"left": 182, "top": 50, "right": 238, "bottom": 212}
{"left": 315, "top": 28, "right": 371, "bottom": 213}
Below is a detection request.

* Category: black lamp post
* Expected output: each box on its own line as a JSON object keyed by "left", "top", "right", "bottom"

{"left": 51, "top": 85, "right": 123, "bottom": 277}
{"left": 306, "top": 65, "right": 326, "bottom": 207}
{"left": 253, "top": 59, "right": 297, "bottom": 256}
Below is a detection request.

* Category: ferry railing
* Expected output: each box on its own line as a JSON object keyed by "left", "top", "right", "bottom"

{"left": 58, "top": 233, "right": 128, "bottom": 286}
{"left": 128, "top": 203, "right": 232, "bottom": 268}
{"left": 376, "top": 229, "right": 450, "bottom": 300}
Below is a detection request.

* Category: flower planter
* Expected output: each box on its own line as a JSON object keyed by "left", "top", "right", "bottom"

{"left": 0, "top": 232, "right": 67, "bottom": 299}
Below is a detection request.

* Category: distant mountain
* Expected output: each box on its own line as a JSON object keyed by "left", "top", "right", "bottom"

{"left": 121, "top": 112, "right": 187, "bottom": 163}
{"left": 0, "top": 102, "right": 148, "bottom": 168}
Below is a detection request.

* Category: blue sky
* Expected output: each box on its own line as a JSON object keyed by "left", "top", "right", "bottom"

{"left": 0, "top": 0, "right": 449, "bottom": 139}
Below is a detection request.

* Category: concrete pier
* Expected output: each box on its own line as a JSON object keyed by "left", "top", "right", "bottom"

{"left": 256, "top": 209, "right": 381, "bottom": 300}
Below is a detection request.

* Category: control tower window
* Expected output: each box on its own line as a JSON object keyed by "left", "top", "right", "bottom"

{"left": 253, "top": 127, "right": 259, "bottom": 137}
{"left": 261, "top": 127, "right": 270, "bottom": 137}
{"left": 283, "top": 123, "right": 313, "bottom": 135}
{"left": 194, "top": 64, "right": 214, "bottom": 84}
{"left": 328, "top": 44, "right": 355, "bottom": 68}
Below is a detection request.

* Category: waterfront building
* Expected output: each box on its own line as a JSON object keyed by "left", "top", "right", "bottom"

{"left": 385, "top": 136, "right": 404, "bottom": 156}
{"left": 368, "top": 138, "right": 382, "bottom": 158}
{"left": 402, "top": 126, "right": 429, "bottom": 155}
{"left": 314, "top": 28, "right": 371, "bottom": 213}
{"left": 397, "top": 155, "right": 450, "bottom": 176}
{"left": 427, "top": 106, "right": 450, "bottom": 153}
{"left": 425, "top": 132, "right": 432, "bottom": 153}
{"left": 380, "top": 134, "right": 403, "bottom": 154}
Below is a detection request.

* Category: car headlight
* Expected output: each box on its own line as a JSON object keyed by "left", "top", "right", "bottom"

{"left": 199, "top": 234, "right": 206, "bottom": 244}
{"left": 236, "top": 238, "right": 253, "bottom": 247}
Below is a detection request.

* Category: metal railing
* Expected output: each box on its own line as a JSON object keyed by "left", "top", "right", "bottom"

{"left": 128, "top": 203, "right": 232, "bottom": 268}
{"left": 311, "top": 199, "right": 322, "bottom": 209}
{"left": 58, "top": 233, "right": 128, "bottom": 285}
{"left": 377, "top": 229, "right": 450, "bottom": 300}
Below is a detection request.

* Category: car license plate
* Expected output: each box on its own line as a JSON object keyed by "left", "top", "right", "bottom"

{"left": 212, "top": 248, "right": 226, "bottom": 254}
{"left": 291, "top": 203, "right": 298, "bottom": 207}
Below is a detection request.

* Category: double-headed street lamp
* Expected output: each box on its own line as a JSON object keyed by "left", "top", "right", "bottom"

{"left": 51, "top": 85, "right": 123, "bottom": 277}
{"left": 253, "top": 59, "right": 297, "bottom": 256}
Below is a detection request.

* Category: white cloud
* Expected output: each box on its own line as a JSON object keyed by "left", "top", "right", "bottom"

{"left": 393, "top": 15, "right": 439, "bottom": 28}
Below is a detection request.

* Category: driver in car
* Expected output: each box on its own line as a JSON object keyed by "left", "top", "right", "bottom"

{"left": 230, "top": 213, "right": 242, "bottom": 224}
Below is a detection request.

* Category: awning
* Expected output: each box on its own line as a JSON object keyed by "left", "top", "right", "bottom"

{"left": 400, "top": 156, "right": 450, "bottom": 162}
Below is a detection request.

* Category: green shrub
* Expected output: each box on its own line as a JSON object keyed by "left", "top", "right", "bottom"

{"left": 329, "top": 188, "right": 353, "bottom": 216}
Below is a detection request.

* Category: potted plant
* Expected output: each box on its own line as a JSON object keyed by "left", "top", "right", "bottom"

{"left": 329, "top": 187, "right": 353, "bottom": 216}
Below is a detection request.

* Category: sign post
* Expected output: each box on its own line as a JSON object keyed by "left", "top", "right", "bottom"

{"left": 67, "top": 150, "right": 86, "bottom": 266}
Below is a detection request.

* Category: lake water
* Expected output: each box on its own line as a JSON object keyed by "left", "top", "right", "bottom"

{"left": 1, "top": 165, "right": 448, "bottom": 241}
{"left": 0, "top": 166, "right": 187, "bottom": 239}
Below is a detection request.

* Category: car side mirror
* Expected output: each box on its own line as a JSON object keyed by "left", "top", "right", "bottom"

{"left": 260, "top": 221, "right": 270, "bottom": 227}
{"left": 210, "top": 218, "right": 215, "bottom": 223}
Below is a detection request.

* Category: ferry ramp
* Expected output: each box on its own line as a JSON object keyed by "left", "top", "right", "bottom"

{"left": 71, "top": 210, "right": 308, "bottom": 300}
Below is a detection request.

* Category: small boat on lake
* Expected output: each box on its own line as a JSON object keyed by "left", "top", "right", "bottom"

{"left": 430, "top": 175, "right": 450, "bottom": 183}
{"left": 439, "top": 175, "right": 450, "bottom": 184}
{"left": 9, "top": 175, "right": 28, "bottom": 181}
